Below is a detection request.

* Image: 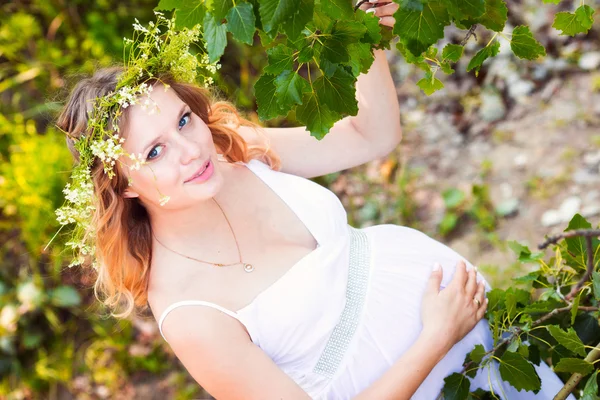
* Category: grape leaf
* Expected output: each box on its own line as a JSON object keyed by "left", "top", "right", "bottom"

{"left": 274, "top": 70, "right": 310, "bottom": 114}
{"left": 298, "top": 46, "right": 314, "bottom": 63}
{"left": 393, "top": 0, "right": 450, "bottom": 56}
{"left": 203, "top": 12, "right": 228, "bottom": 63}
{"left": 347, "top": 42, "right": 375, "bottom": 75}
{"left": 442, "top": 373, "right": 471, "bottom": 400}
{"left": 282, "top": 0, "right": 314, "bottom": 40}
{"left": 259, "top": 0, "right": 299, "bottom": 33}
{"left": 576, "top": 5, "right": 595, "bottom": 30}
{"left": 547, "top": 325, "right": 586, "bottom": 357}
{"left": 469, "top": 344, "right": 487, "bottom": 363}
{"left": 554, "top": 358, "right": 594, "bottom": 376}
{"left": 478, "top": 0, "right": 508, "bottom": 32}
{"left": 582, "top": 371, "right": 599, "bottom": 400}
{"left": 498, "top": 351, "right": 541, "bottom": 392}
{"left": 417, "top": 72, "right": 444, "bottom": 95}
{"left": 264, "top": 44, "right": 294, "bottom": 75}
{"left": 314, "top": 66, "right": 358, "bottom": 115}
{"left": 296, "top": 91, "right": 341, "bottom": 139}
{"left": 466, "top": 41, "right": 500, "bottom": 76}
{"left": 510, "top": 25, "right": 546, "bottom": 60}
{"left": 321, "top": 0, "right": 354, "bottom": 19}
{"left": 155, "top": 0, "right": 207, "bottom": 29}
{"left": 442, "top": 43, "right": 464, "bottom": 62}
{"left": 321, "top": 20, "right": 367, "bottom": 64}
{"left": 254, "top": 74, "right": 283, "bottom": 120}
{"left": 356, "top": 9, "right": 383, "bottom": 45}
{"left": 552, "top": 5, "right": 595, "bottom": 36}
{"left": 213, "top": 0, "right": 234, "bottom": 21}
{"left": 226, "top": 3, "right": 256, "bottom": 45}
{"left": 443, "top": 0, "right": 485, "bottom": 20}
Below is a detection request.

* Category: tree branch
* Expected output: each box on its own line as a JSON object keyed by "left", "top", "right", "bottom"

{"left": 554, "top": 340, "right": 600, "bottom": 400}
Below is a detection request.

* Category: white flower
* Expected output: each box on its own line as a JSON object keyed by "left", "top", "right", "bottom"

{"left": 0, "top": 305, "right": 18, "bottom": 333}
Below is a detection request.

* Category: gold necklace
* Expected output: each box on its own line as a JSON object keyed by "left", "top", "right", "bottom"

{"left": 152, "top": 197, "right": 255, "bottom": 273}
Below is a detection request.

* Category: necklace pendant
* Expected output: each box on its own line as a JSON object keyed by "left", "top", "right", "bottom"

{"left": 243, "top": 263, "right": 255, "bottom": 273}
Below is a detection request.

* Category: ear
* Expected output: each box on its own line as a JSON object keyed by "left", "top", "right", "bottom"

{"left": 123, "top": 189, "right": 140, "bottom": 199}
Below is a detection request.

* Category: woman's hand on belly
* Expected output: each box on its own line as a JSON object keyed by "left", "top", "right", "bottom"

{"left": 421, "top": 260, "right": 488, "bottom": 352}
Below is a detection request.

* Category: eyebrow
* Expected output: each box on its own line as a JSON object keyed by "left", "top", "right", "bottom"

{"left": 137, "top": 104, "right": 189, "bottom": 155}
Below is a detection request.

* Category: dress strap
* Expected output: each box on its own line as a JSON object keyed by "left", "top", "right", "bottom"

{"left": 158, "top": 300, "right": 246, "bottom": 343}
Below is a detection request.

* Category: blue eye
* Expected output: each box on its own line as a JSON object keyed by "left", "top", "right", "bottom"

{"left": 179, "top": 112, "right": 191, "bottom": 130}
{"left": 147, "top": 144, "right": 163, "bottom": 160}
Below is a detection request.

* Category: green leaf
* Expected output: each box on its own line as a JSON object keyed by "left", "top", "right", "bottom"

{"left": 155, "top": 0, "right": 207, "bottom": 29}
{"left": 542, "top": 0, "right": 561, "bottom": 3}
{"left": 563, "top": 214, "right": 598, "bottom": 269}
{"left": 554, "top": 358, "right": 594, "bottom": 376}
{"left": 393, "top": 0, "right": 450, "bottom": 56}
{"left": 321, "top": 20, "right": 367, "bottom": 63}
{"left": 50, "top": 285, "right": 81, "bottom": 307}
{"left": 510, "top": 26, "right": 546, "bottom": 60}
{"left": 226, "top": 3, "right": 256, "bottom": 45}
{"left": 347, "top": 42, "right": 375, "bottom": 76}
{"left": 255, "top": 74, "right": 283, "bottom": 120}
{"left": 443, "top": 188, "right": 466, "bottom": 208}
{"left": 469, "top": 344, "right": 487, "bottom": 363}
{"left": 296, "top": 92, "right": 341, "bottom": 139}
{"left": 442, "top": 44, "right": 464, "bottom": 63}
{"left": 576, "top": 5, "right": 595, "bottom": 30}
{"left": 582, "top": 371, "right": 599, "bottom": 400}
{"left": 498, "top": 351, "right": 541, "bottom": 392}
{"left": 547, "top": 325, "right": 586, "bottom": 357}
{"left": 213, "top": 0, "right": 234, "bottom": 21}
{"left": 321, "top": 0, "right": 353, "bottom": 19}
{"left": 467, "top": 41, "right": 500, "bottom": 76}
{"left": 552, "top": 5, "right": 595, "bottom": 36}
{"left": 417, "top": 72, "right": 444, "bottom": 95}
{"left": 298, "top": 46, "right": 314, "bottom": 63}
{"left": 282, "top": 0, "right": 314, "bottom": 40}
{"left": 357, "top": 9, "right": 383, "bottom": 44}
{"left": 314, "top": 66, "right": 358, "bottom": 115}
{"left": 264, "top": 44, "right": 295, "bottom": 75}
{"left": 439, "top": 212, "right": 459, "bottom": 235}
{"left": 478, "top": 0, "right": 508, "bottom": 32}
{"left": 443, "top": 0, "right": 485, "bottom": 20}
{"left": 442, "top": 373, "right": 471, "bottom": 400}
{"left": 259, "top": 0, "right": 299, "bottom": 33}
{"left": 274, "top": 70, "right": 310, "bottom": 114}
{"left": 203, "top": 12, "right": 228, "bottom": 63}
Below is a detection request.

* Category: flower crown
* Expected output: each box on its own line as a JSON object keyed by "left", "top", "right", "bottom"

{"left": 50, "top": 12, "right": 221, "bottom": 269}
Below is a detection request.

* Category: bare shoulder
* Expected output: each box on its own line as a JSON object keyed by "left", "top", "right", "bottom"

{"left": 236, "top": 119, "right": 386, "bottom": 179}
{"left": 154, "top": 296, "right": 311, "bottom": 399}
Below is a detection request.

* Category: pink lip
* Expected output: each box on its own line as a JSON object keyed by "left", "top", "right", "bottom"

{"left": 185, "top": 160, "right": 210, "bottom": 183}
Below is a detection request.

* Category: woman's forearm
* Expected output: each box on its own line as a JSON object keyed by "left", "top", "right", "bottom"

{"left": 348, "top": 48, "right": 402, "bottom": 155}
{"left": 353, "top": 331, "right": 452, "bottom": 400}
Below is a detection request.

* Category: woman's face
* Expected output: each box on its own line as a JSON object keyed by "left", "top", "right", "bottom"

{"left": 119, "top": 83, "right": 225, "bottom": 210}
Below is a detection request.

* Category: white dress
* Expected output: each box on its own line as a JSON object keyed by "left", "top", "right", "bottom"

{"left": 158, "top": 158, "right": 572, "bottom": 399}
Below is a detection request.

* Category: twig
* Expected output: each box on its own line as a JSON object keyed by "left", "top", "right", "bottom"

{"left": 459, "top": 305, "right": 599, "bottom": 375}
{"left": 538, "top": 229, "right": 600, "bottom": 249}
{"left": 554, "top": 340, "right": 600, "bottom": 400}
{"left": 460, "top": 24, "right": 478, "bottom": 46}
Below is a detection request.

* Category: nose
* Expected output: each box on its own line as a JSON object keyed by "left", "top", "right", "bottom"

{"left": 173, "top": 131, "right": 202, "bottom": 165}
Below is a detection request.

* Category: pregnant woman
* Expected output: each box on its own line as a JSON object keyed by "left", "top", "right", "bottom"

{"left": 54, "top": 6, "right": 572, "bottom": 400}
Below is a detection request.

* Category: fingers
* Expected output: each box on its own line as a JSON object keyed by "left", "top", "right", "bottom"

{"left": 425, "top": 262, "right": 443, "bottom": 297}
{"left": 465, "top": 265, "right": 478, "bottom": 298}
{"left": 475, "top": 282, "right": 488, "bottom": 320}
{"left": 449, "top": 260, "right": 468, "bottom": 290}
